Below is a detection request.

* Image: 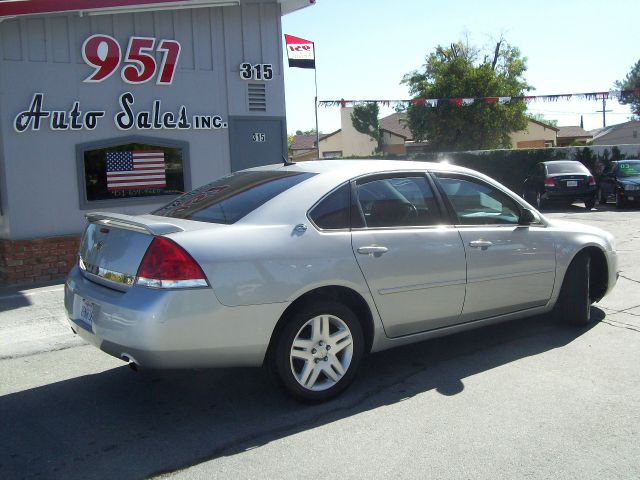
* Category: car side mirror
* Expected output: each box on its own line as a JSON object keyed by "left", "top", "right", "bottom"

{"left": 518, "top": 208, "right": 536, "bottom": 226}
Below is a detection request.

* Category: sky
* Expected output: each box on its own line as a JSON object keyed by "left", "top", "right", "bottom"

{"left": 281, "top": 0, "right": 639, "bottom": 135}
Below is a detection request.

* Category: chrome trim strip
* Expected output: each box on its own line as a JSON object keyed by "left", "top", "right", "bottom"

{"left": 467, "top": 269, "right": 555, "bottom": 284}
{"left": 379, "top": 278, "right": 466, "bottom": 295}
{"left": 80, "top": 259, "right": 136, "bottom": 287}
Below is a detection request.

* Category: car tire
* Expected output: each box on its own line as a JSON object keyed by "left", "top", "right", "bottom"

{"left": 616, "top": 192, "right": 625, "bottom": 209}
{"left": 554, "top": 252, "right": 592, "bottom": 326}
{"left": 584, "top": 196, "right": 596, "bottom": 210}
{"left": 272, "top": 300, "right": 364, "bottom": 402}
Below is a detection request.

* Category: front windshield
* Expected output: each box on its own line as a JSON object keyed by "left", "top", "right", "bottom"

{"left": 616, "top": 161, "right": 640, "bottom": 178}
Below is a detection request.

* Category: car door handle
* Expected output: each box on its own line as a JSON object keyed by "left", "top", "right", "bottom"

{"left": 357, "top": 246, "right": 389, "bottom": 256}
{"left": 469, "top": 240, "right": 493, "bottom": 250}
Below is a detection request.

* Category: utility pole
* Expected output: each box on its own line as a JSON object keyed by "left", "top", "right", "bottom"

{"left": 596, "top": 97, "right": 613, "bottom": 128}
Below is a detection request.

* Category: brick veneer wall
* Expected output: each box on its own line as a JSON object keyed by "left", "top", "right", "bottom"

{"left": 0, "top": 235, "right": 81, "bottom": 286}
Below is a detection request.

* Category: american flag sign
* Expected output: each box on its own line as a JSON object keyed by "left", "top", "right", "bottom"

{"left": 106, "top": 150, "right": 166, "bottom": 190}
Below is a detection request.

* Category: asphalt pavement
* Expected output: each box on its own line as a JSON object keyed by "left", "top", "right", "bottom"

{"left": 1, "top": 203, "right": 639, "bottom": 480}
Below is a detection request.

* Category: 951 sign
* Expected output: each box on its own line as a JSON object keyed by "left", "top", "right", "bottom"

{"left": 82, "top": 34, "right": 181, "bottom": 85}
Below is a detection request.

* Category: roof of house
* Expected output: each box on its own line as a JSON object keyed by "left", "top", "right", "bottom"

{"left": 557, "top": 126, "right": 592, "bottom": 139}
{"left": 290, "top": 134, "right": 317, "bottom": 151}
{"left": 290, "top": 130, "right": 340, "bottom": 151}
{"left": 591, "top": 120, "right": 640, "bottom": 140}
{"left": 526, "top": 117, "right": 560, "bottom": 132}
{"left": 379, "top": 112, "right": 412, "bottom": 140}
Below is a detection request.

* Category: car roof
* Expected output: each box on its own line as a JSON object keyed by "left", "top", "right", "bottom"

{"left": 541, "top": 160, "right": 580, "bottom": 164}
{"left": 246, "top": 159, "right": 472, "bottom": 182}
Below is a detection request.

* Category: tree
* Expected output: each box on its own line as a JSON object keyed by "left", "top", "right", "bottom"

{"left": 528, "top": 113, "right": 558, "bottom": 127}
{"left": 295, "top": 128, "right": 318, "bottom": 136}
{"left": 401, "top": 37, "right": 531, "bottom": 151}
{"left": 351, "top": 103, "right": 383, "bottom": 153}
{"left": 615, "top": 59, "right": 640, "bottom": 118}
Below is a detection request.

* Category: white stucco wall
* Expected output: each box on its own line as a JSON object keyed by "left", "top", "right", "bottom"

{"left": 0, "top": 1, "right": 287, "bottom": 239}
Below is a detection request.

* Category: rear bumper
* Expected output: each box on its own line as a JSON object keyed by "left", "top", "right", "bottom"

{"left": 64, "top": 266, "right": 286, "bottom": 368}
{"left": 544, "top": 187, "right": 597, "bottom": 201}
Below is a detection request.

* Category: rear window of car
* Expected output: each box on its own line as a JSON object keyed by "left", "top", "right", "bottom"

{"left": 153, "top": 170, "right": 316, "bottom": 224}
{"left": 546, "top": 161, "right": 589, "bottom": 174}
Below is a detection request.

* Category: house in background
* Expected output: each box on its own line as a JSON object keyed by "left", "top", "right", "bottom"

{"left": 591, "top": 120, "right": 640, "bottom": 146}
{"left": 290, "top": 107, "right": 412, "bottom": 160}
{"left": 557, "top": 126, "right": 593, "bottom": 146}
{"left": 290, "top": 109, "right": 605, "bottom": 158}
{"left": 509, "top": 118, "right": 559, "bottom": 148}
{"left": 290, "top": 134, "right": 321, "bottom": 161}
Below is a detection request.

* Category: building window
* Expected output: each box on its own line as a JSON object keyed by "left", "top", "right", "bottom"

{"left": 77, "top": 137, "right": 189, "bottom": 209}
{"left": 322, "top": 151, "right": 342, "bottom": 159}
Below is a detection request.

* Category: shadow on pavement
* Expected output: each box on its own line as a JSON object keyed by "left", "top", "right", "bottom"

{"left": 0, "top": 308, "right": 604, "bottom": 479}
{"left": 0, "top": 290, "right": 32, "bottom": 312}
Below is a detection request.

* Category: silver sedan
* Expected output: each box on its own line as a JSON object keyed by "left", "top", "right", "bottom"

{"left": 64, "top": 160, "right": 618, "bottom": 402}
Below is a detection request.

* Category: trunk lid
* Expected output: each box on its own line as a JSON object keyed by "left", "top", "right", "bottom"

{"left": 548, "top": 173, "right": 590, "bottom": 192}
{"left": 78, "top": 212, "right": 206, "bottom": 291}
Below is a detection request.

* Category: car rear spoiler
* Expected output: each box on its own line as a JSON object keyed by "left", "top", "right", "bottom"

{"left": 85, "top": 212, "right": 184, "bottom": 235}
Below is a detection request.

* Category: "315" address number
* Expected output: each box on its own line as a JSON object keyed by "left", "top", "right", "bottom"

{"left": 240, "top": 62, "right": 273, "bottom": 81}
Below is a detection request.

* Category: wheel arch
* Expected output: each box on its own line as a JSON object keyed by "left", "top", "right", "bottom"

{"left": 566, "top": 245, "right": 609, "bottom": 303}
{"left": 263, "top": 285, "right": 375, "bottom": 365}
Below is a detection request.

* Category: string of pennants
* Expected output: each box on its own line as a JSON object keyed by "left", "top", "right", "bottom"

{"left": 318, "top": 89, "right": 640, "bottom": 108}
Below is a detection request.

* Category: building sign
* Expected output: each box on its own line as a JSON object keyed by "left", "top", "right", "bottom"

{"left": 14, "top": 93, "right": 227, "bottom": 132}
{"left": 13, "top": 34, "right": 226, "bottom": 133}
{"left": 83, "top": 35, "right": 181, "bottom": 85}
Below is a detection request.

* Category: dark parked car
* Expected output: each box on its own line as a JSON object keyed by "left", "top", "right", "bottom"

{"left": 598, "top": 159, "right": 640, "bottom": 208}
{"left": 522, "top": 160, "right": 597, "bottom": 210}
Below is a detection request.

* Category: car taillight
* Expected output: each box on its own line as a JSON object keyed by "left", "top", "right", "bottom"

{"left": 588, "top": 175, "right": 596, "bottom": 186}
{"left": 136, "top": 237, "right": 208, "bottom": 289}
{"left": 544, "top": 177, "right": 555, "bottom": 187}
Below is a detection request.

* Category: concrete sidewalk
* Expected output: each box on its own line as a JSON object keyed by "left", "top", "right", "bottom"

{"left": 0, "top": 282, "right": 85, "bottom": 360}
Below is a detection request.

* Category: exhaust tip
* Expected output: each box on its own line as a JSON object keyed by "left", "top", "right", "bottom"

{"left": 121, "top": 354, "right": 139, "bottom": 372}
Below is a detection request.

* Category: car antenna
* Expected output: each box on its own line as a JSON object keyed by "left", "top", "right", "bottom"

{"left": 282, "top": 154, "right": 295, "bottom": 166}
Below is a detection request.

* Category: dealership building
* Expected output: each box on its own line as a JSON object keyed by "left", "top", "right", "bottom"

{"left": 0, "top": 0, "right": 312, "bottom": 285}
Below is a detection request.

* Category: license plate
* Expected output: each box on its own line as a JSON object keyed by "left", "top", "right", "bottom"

{"left": 629, "top": 196, "right": 635, "bottom": 201}
{"left": 566, "top": 180, "right": 578, "bottom": 187}
{"left": 80, "top": 298, "right": 95, "bottom": 327}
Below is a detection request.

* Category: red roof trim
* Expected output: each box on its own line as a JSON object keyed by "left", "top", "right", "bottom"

{"left": 0, "top": 0, "right": 207, "bottom": 17}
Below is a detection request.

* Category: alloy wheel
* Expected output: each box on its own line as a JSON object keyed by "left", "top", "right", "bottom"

{"left": 289, "top": 314, "right": 354, "bottom": 391}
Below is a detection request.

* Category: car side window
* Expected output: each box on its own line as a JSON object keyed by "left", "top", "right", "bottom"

{"left": 309, "top": 183, "right": 363, "bottom": 230}
{"left": 355, "top": 175, "right": 441, "bottom": 228}
{"left": 433, "top": 173, "right": 521, "bottom": 226}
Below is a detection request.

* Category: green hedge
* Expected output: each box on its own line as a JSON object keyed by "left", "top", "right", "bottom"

{"left": 405, "top": 146, "right": 627, "bottom": 194}
{"left": 341, "top": 146, "right": 627, "bottom": 193}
